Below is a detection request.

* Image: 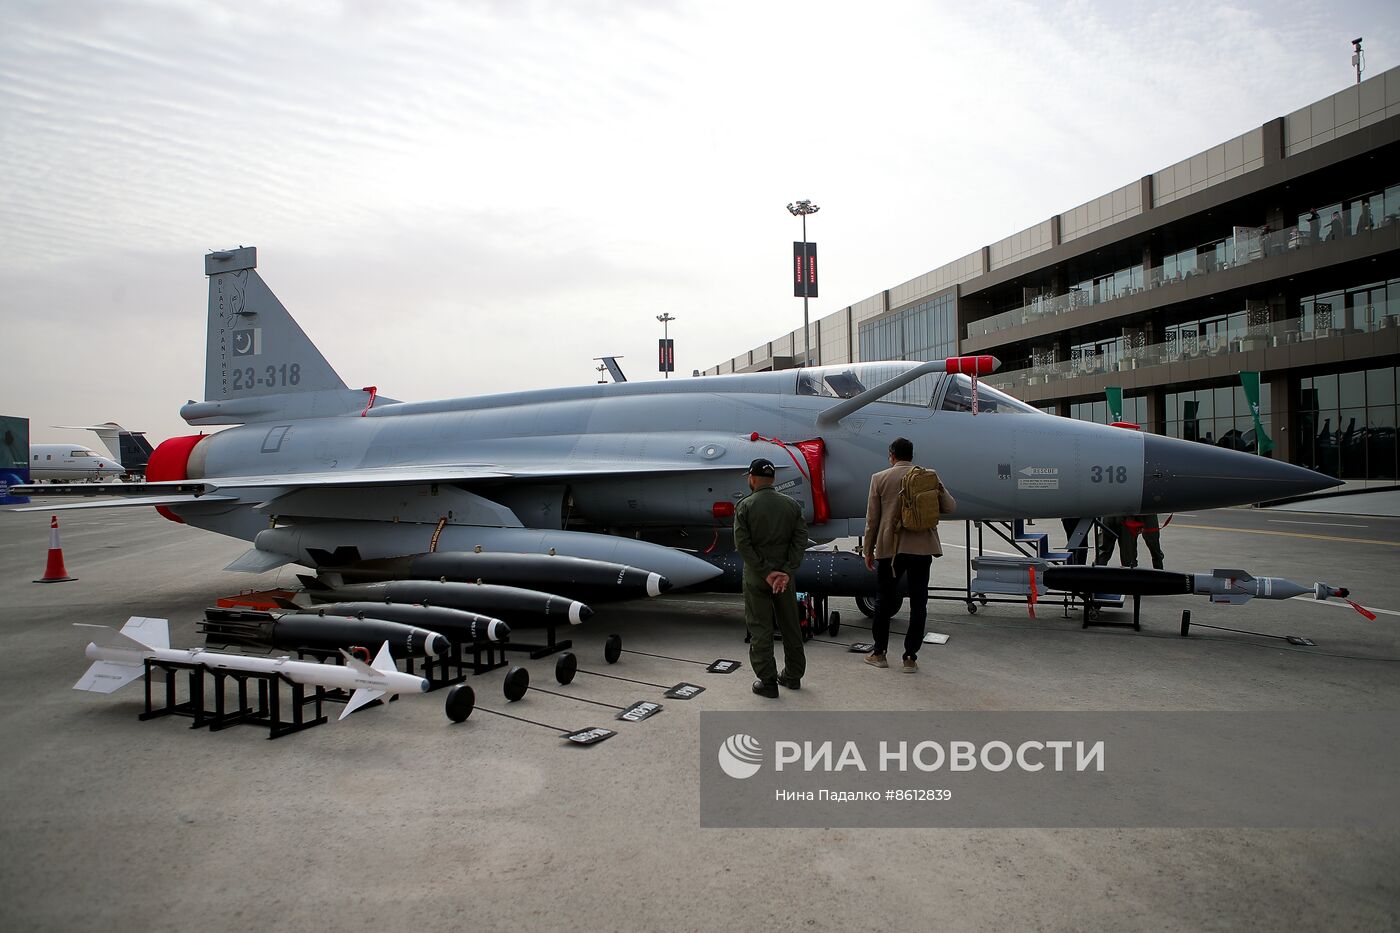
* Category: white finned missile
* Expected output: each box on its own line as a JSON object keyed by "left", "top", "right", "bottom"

{"left": 75, "top": 617, "right": 428, "bottom": 720}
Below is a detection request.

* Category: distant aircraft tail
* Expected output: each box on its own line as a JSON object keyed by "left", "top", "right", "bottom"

{"left": 179, "top": 247, "right": 382, "bottom": 425}
{"left": 55, "top": 423, "right": 154, "bottom": 472}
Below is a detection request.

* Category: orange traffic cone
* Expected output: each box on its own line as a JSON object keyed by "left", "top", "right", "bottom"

{"left": 34, "top": 515, "right": 77, "bottom": 583}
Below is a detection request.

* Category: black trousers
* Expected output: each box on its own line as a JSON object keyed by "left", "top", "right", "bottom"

{"left": 873, "top": 554, "right": 932, "bottom": 660}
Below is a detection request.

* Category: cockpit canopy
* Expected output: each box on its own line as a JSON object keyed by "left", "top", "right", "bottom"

{"left": 794, "top": 363, "right": 1040, "bottom": 414}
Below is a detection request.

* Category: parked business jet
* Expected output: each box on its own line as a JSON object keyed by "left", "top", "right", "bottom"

{"left": 29, "top": 445, "right": 126, "bottom": 482}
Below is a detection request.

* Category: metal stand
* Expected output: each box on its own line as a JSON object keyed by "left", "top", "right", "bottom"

{"left": 138, "top": 659, "right": 328, "bottom": 739}
{"left": 1080, "top": 594, "right": 1142, "bottom": 631}
{"left": 498, "top": 621, "right": 572, "bottom": 660}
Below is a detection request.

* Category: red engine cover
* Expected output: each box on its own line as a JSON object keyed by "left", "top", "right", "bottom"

{"left": 146, "top": 434, "right": 206, "bottom": 524}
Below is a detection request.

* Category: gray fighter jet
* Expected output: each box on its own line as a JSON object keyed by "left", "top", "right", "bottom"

{"left": 12, "top": 247, "right": 1337, "bottom": 597}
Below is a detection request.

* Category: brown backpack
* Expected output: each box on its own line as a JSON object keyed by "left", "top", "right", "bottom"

{"left": 897, "top": 466, "right": 944, "bottom": 533}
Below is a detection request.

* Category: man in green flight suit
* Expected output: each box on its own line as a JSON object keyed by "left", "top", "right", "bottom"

{"left": 733, "top": 457, "right": 809, "bottom": 698}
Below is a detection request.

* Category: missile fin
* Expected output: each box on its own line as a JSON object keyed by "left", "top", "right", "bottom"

{"left": 74, "top": 660, "right": 144, "bottom": 693}
{"left": 370, "top": 641, "right": 398, "bottom": 675}
{"left": 340, "top": 688, "right": 386, "bottom": 719}
{"left": 1212, "top": 569, "right": 1255, "bottom": 583}
{"left": 338, "top": 648, "right": 378, "bottom": 677}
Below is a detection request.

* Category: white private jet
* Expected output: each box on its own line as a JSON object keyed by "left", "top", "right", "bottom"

{"left": 29, "top": 445, "right": 125, "bottom": 482}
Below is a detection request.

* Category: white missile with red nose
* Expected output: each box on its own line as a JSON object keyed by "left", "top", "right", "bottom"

{"left": 74, "top": 617, "right": 428, "bottom": 719}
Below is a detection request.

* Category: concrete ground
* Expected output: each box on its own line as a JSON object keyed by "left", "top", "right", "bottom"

{"left": 1, "top": 501, "right": 1397, "bottom": 932}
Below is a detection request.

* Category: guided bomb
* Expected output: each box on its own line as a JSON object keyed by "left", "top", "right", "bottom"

{"left": 332, "top": 551, "right": 669, "bottom": 603}
{"left": 295, "top": 601, "right": 510, "bottom": 644}
{"left": 200, "top": 609, "right": 450, "bottom": 658}
{"left": 299, "top": 574, "right": 592, "bottom": 626}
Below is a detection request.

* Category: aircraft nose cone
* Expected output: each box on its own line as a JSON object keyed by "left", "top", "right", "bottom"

{"left": 1141, "top": 434, "right": 1340, "bottom": 510}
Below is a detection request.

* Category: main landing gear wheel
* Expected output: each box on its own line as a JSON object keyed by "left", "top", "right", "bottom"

{"left": 828, "top": 610, "right": 840, "bottom": 637}
{"left": 445, "top": 684, "right": 476, "bottom": 723}
{"left": 967, "top": 601, "right": 978, "bottom": 614}
{"left": 503, "top": 665, "right": 530, "bottom": 701}
{"left": 555, "top": 651, "right": 578, "bottom": 685}
{"left": 855, "top": 596, "right": 876, "bottom": 619}
{"left": 604, "top": 634, "right": 623, "bottom": 664}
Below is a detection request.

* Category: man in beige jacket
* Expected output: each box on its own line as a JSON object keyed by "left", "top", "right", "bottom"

{"left": 863, "top": 437, "right": 956, "bottom": 672}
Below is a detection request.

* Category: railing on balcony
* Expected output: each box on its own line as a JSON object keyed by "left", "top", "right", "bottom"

{"left": 985, "top": 305, "right": 1400, "bottom": 395}
{"left": 966, "top": 195, "right": 1399, "bottom": 341}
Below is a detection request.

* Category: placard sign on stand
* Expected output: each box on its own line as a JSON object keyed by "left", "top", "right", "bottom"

{"left": 664, "top": 682, "right": 705, "bottom": 700}
{"left": 847, "top": 642, "right": 876, "bottom": 653}
{"left": 706, "top": 659, "right": 741, "bottom": 674}
{"left": 617, "top": 701, "right": 663, "bottom": 722}
{"left": 564, "top": 727, "right": 616, "bottom": 745}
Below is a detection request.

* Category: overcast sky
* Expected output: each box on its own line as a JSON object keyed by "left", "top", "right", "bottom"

{"left": 2, "top": 0, "right": 1397, "bottom": 446}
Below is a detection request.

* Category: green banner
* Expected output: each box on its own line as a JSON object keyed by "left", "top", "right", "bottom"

{"left": 1105, "top": 387, "right": 1123, "bottom": 423}
{"left": 1239, "top": 371, "right": 1274, "bottom": 454}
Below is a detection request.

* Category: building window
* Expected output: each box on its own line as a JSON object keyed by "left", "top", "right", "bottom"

{"left": 857, "top": 294, "right": 957, "bottom": 365}
{"left": 1296, "top": 365, "right": 1398, "bottom": 480}
{"left": 1166, "top": 383, "right": 1271, "bottom": 450}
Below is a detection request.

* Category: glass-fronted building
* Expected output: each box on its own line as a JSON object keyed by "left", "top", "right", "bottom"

{"left": 706, "top": 67, "right": 1400, "bottom": 482}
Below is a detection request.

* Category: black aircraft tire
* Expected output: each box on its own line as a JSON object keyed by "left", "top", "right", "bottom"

{"left": 445, "top": 684, "right": 476, "bottom": 722}
{"left": 556, "top": 651, "right": 578, "bottom": 685}
{"left": 828, "top": 611, "right": 840, "bottom": 637}
{"left": 604, "top": 634, "right": 623, "bottom": 664}
{"left": 503, "top": 665, "right": 530, "bottom": 702}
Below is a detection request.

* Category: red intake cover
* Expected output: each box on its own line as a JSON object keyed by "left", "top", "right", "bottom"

{"left": 146, "top": 434, "right": 205, "bottom": 524}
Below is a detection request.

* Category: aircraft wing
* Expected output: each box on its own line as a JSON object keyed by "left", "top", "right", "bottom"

{"left": 6, "top": 457, "right": 771, "bottom": 511}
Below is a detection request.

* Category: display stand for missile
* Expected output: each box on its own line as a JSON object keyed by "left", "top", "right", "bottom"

{"left": 402, "top": 635, "right": 508, "bottom": 683}
{"left": 497, "top": 621, "right": 571, "bottom": 661}
{"left": 139, "top": 658, "right": 329, "bottom": 739}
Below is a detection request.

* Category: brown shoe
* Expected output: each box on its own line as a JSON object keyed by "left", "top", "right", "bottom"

{"left": 901, "top": 656, "right": 918, "bottom": 673}
{"left": 864, "top": 653, "right": 888, "bottom": 668}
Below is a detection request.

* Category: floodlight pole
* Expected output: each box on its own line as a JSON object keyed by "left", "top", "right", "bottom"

{"left": 657, "top": 313, "right": 676, "bottom": 379}
{"left": 787, "top": 199, "right": 820, "bottom": 368}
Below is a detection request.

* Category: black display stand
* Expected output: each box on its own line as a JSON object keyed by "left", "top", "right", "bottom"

{"left": 138, "top": 658, "right": 329, "bottom": 739}
{"left": 498, "top": 621, "right": 572, "bottom": 660}
{"left": 1080, "top": 593, "right": 1142, "bottom": 631}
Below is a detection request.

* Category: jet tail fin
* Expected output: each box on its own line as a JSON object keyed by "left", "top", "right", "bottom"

{"left": 181, "top": 248, "right": 384, "bottom": 425}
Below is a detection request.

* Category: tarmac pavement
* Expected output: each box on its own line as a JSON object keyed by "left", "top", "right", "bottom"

{"left": 0, "top": 500, "right": 1396, "bottom": 932}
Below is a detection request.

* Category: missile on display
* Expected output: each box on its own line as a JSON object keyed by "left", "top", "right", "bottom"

{"left": 697, "top": 549, "right": 893, "bottom": 598}
{"left": 1041, "top": 565, "right": 1351, "bottom": 606}
{"left": 329, "top": 551, "right": 668, "bottom": 603}
{"left": 199, "top": 608, "right": 451, "bottom": 658}
{"left": 298, "top": 574, "right": 592, "bottom": 626}
{"left": 75, "top": 616, "right": 428, "bottom": 720}
{"left": 289, "top": 601, "right": 511, "bottom": 644}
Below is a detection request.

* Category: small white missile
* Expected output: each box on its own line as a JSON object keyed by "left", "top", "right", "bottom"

{"left": 75, "top": 617, "right": 428, "bottom": 720}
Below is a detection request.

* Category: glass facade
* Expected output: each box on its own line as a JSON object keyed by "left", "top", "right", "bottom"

{"left": 1166, "top": 384, "right": 1273, "bottom": 451}
{"left": 1070, "top": 395, "right": 1150, "bottom": 428}
{"left": 858, "top": 294, "right": 958, "bottom": 364}
{"left": 1296, "top": 365, "right": 1398, "bottom": 480}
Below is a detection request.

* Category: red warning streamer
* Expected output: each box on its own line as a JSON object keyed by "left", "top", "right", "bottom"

{"left": 748, "top": 433, "right": 830, "bottom": 525}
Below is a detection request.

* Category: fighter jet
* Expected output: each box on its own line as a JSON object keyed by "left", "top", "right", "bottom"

{"left": 10, "top": 247, "right": 1337, "bottom": 600}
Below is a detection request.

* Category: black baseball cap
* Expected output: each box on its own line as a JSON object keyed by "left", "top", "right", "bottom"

{"left": 746, "top": 458, "right": 776, "bottom": 477}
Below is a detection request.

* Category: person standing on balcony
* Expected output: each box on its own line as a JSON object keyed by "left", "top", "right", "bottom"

{"left": 1307, "top": 210, "right": 1321, "bottom": 243}
{"left": 1356, "top": 200, "right": 1374, "bottom": 233}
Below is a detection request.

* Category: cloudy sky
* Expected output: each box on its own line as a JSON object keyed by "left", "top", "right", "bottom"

{"left": 2, "top": 0, "right": 1397, "bottom": 445}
